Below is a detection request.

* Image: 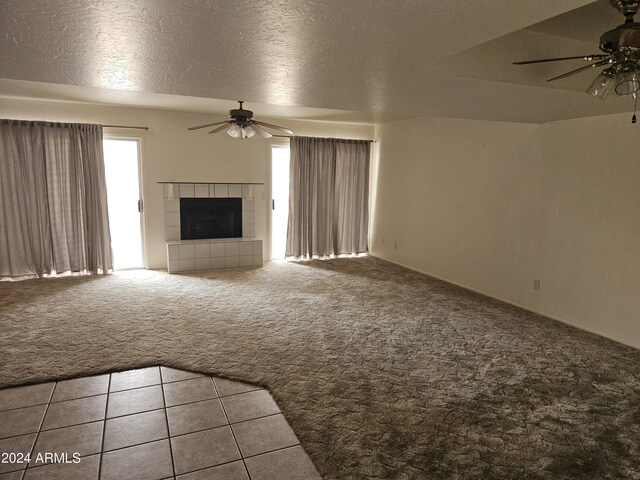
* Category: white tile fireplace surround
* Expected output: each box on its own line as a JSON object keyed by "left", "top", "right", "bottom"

{"left": 162, "top": 183, "right": 262, "bottom": 273}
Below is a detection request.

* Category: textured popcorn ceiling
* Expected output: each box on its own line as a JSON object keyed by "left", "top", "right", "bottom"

{"left": 0, "top": 0, "right": 634, "bottom": 123}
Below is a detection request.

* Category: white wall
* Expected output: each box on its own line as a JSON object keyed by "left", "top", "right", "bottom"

{"left": 4, "top": 97, "right": 637, "bottom": 348}
{"left": 536, "top": 114, "right": 640, "bottom": 348}
{"left": 0, "top": 97, "right": 373, "bottom": 268}
{"left": 371, "top": 114, "right": 640, "bottom": 349}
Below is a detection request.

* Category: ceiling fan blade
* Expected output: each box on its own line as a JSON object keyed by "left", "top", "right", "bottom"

{"left": 188, "top": 120, "right": 229, "bottom": 131}
{"left": 251, "top": 123, "right": 272, "bottom": 138}
{"left": 253, "top": 120, "right": 293, "bottom": 135}
{"left": 547, "top": 59, "right": 612, "bottom": 82}
{"left": 208, "top": 122, "right": 233, "bottom": 134}
{"left": 513, "top": 54, "right": 608, "bottom": 65}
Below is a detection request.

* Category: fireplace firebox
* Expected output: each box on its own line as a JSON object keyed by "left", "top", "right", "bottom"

{"left": 180, "top": 198, "right": 242, "bottom": 240}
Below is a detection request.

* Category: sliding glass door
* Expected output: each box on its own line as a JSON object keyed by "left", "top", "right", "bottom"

{"left": 103, "top": 138, "right": 144, "bottom": 270}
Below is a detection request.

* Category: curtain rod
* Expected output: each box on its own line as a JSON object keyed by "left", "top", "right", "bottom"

{"left": 103, "top": 124, "right": 149, "bottom": 131}
{"left": 271, "top": 134, "right": 374, "bottom": 142}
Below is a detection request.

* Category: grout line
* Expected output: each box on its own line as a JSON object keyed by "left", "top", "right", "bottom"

{"left": 176, "top": 457, "right": 247, "bottom": 478}
{"left": 0, "top": 372, "right": 267, "bottom": 477}
{"left": 215, "top": 387, "right": 263, "bottom": 399}
{"left": 0, "top": 386, "right": 115, "bottom": 413}
{"left": 20, "top": 388, "right": 265, "bottom": 439}
{"left": 0, "top": 431, "right": 44, "bottom": 442}
{"left": 97, "top": 373, "right": 112, "bottom": 479}
{"left": 0, "top": 401, "right": 50, "bottom": 414}
{"left": 99, "top": 437, "right": 169, "bottom": 456}
{"left": 103, "top": 403, "right": 165, "bottom": 421}
{"left": 109, "top": 382, "right": 162, "bottom": 395}
{"left": 36, "top": 414, "right": 115, "bottom": 434}
{"left": 210, "top": 377, "right": 252, "bottom": 480}
{"left": 26, "top": 452, "right": 100, "bottom": 471}
{"left": 49, "top": 391, "right": 108, "bottom": 404}
{"left": 0, "top": 381, "right": 164, "bottom": 410}
{"left": 0, "top": 466, "right": 24, "bottom": 477}
{"left": 159, "top": 368, "right": 177, "bottom": 479}
{"left": 23, "top": 381, "right": 56, "bottom": 474}
{"left": 167, "top": 416, "right": 227, "bottom": 440}
{"left": 228, "top": 411, "right": 282, "bottom": 427}
{"left": 95, "top": 412, "right": 290, "bottom": 456}
{"left": 34, "top": 393, "right": 108, "bottom": 432}
{"left": 241, "top": 442, "right": 302, "bottom": 461}
{"left": 161, "top": 375, "right": 207, "bottom": 385}
{"left": 164, "top": 396, "right": 218, "bottom": 413}
{"left": 165, "top": 408, "right": 279, "bottom": 439}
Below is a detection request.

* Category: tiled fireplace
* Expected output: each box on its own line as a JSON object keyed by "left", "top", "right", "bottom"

{"left": 162, "top": 183, "right": 263, "bottom": 273}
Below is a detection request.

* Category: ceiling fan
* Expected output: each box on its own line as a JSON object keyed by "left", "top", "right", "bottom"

{"left": 514, "top": 0, "right": 640, "bottom": 120}
{"left": 188, "top": 101, "right": 294, "bottom": 138}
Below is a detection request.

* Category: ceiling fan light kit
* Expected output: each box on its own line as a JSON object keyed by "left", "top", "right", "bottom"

{"left": 188, "top": 101, "right": 293, "bottom": 139}
{"left": 515, "top": 0, "right": 640, "bottom": 121}
{"left": 586, "top": 67, "right": 616, "bottom": 99}
{"left": 613, "top": 61, "right": 640, "bottom": 94}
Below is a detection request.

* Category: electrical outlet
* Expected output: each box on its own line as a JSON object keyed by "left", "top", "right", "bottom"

{"left": 533, "top": 278, "right": 540, "bottom": 290}
{"left": 394, "top": 241, "right": 398, "bottom": 250}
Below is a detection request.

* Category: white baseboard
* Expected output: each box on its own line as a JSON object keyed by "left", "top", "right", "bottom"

{"left": 372, "top": 255, "right": 639, "bottom": 351}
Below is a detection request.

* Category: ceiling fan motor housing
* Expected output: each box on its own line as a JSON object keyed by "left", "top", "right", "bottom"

{"left": 229, "top": 107, "right": 254, "bottom": 126}
{"left": 601, "top": 0, "right": 640, "bottom": 51}
{"left": 600, "top": 22, "right": 640, "bottom": 52}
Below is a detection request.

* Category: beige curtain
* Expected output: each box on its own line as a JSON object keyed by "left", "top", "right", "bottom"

{"left": 0, "top": 120, "right": 112, "bottom": 280}
{"left": 286, "top": 136, "right": 370, "bottom": 259}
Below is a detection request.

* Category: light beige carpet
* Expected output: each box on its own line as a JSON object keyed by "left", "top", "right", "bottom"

{"left": 1, "top": 257, "right": 639, "bottom": 479}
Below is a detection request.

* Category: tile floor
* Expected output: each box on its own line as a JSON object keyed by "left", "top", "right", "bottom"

{"left": 0, "top": 366, "right": 321, "bottom": 480}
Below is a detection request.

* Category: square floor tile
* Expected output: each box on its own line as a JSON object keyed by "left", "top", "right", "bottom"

{"left": 176, "top": 460, "right": 249, "bottom": 480}
{"left": 161, "top": 367, "right": 204, "bottom": 383}
{"left": 51, "top": 375, "right": 109, "bottom": 402}
{"left": 221, "top": 390, "right": 280, "bottom": 424}
{"left": 0, "top": 405, "right": 47, "bottom": 439}
{"left": 167, "top": 399, "right": 227, "bottom": 437}
{"left": 22, "top": 454, "right": 100, "bottom": 480}
{"left": 32, "top": 421, "right": 103, "bottom": 465}
{"left": 170, "top": 426, "right": 240, "bottom": 475}
{"left": 0, "top": 383, "right": 54, "bottom": 412}
{"left": 101, "top": 439, "right": 173, "bottom": 480}
{"left": 107, "top": 385, "right": 164, "bottom": 418}
{"left": 163, "top": 378, "right": 217, "bottom": 407}
{"left": 244, "top": 445, "right": 322, "bottom": 480}
{"left": 0, "top": 434, "right": 35, "bottom": 474}
{"left": 232, "top": 414, "right": 299, "bottom": 458}
{"left": 41, "top": 395, "right": 106, "bottom": 431}
{"left": 110, "top": 367, "right": 161, "bottom": 392}
{"left": 213, "top": 378, "right": 261, "bottom": 397}
{"left": 0, "top": 471, "right": 24, "bottom": 479}
{"left": 104, "top": 409, "right": 168, "bottom": 451}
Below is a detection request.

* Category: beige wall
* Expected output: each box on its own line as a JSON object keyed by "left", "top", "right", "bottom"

{"left": 0, "top": 97, "right": 373, "bottom": 268}
{"left": 3, "top": 97, "right": 638, "bottom": 348}
{"left": 536, "top": 115, "right": 640, "bottom": 348}
{"left": 371, "top": 114, "right": 640, "bottom": 349}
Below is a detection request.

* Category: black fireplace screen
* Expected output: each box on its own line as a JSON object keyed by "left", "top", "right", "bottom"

{"left": 180, "top": 197, "right": 242, "bottom": 240}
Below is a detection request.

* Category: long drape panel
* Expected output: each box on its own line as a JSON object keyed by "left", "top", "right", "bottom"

{"left": 0, "top": 120, "right": 113, "bottom": 280}
{"left": 334, "top": 141, "right": 369, "bottom": 255}
{"left": 286, "top": 136, "right": 370, "bottom": 259}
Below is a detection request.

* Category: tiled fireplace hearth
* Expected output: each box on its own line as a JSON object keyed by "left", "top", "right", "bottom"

{"left": 162, "top": 182, "right": 263, "bottom": 274}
